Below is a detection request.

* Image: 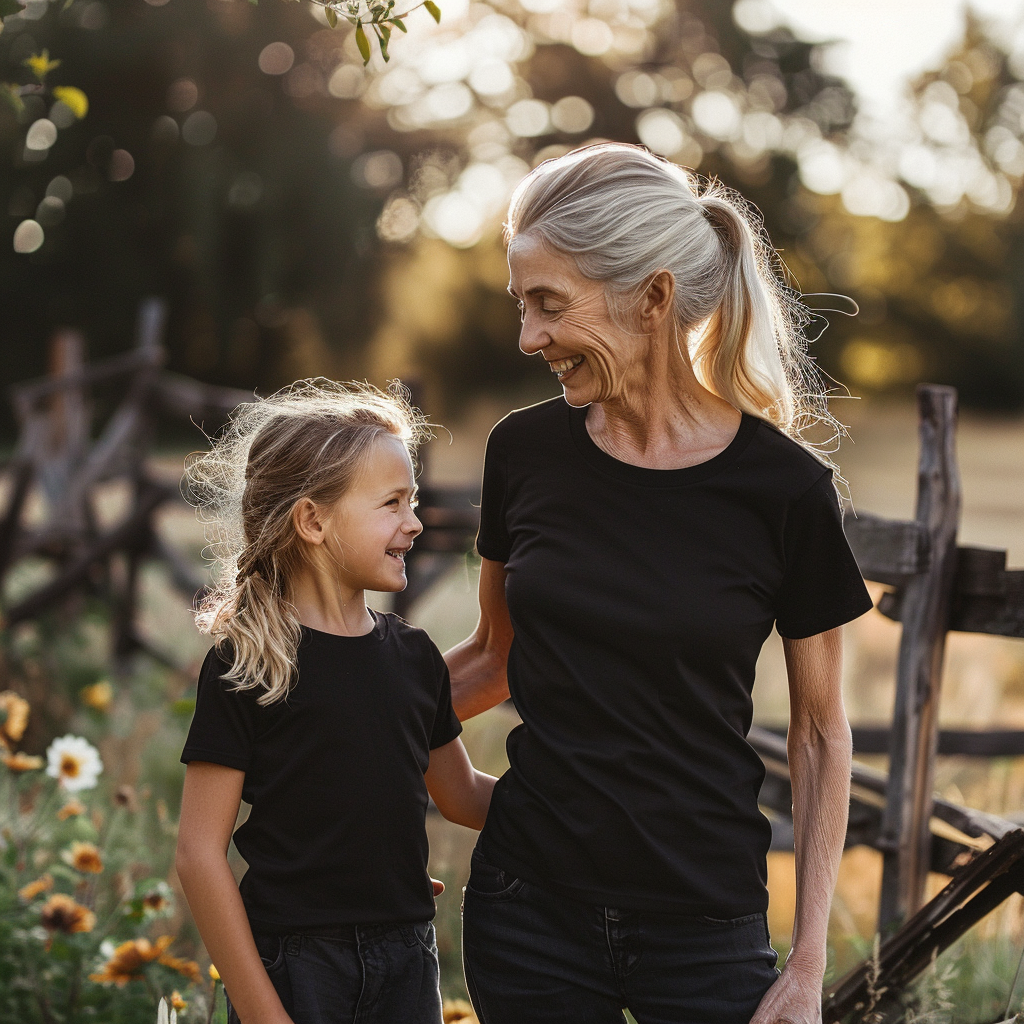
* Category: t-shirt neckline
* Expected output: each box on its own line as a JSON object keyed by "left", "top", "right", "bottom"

{"left": 567, "top": 402, "right": 760, "bottom": 487}
{"left": 299, "top": 608, "right": 389, "bottom": 643}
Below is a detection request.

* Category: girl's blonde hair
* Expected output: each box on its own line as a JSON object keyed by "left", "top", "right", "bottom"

{"left": 183, "top": 379, "right": 430, "bottom": 705}
{"left": 505, "top": 143, "right": 836, "bottom": 447}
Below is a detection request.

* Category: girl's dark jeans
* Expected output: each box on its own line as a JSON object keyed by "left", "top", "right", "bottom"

{"left": 462, "top": 847, "right": 780, "bottom": 1024}
{"left": 226, "top": 922, "right": 442, "bottom": 1024}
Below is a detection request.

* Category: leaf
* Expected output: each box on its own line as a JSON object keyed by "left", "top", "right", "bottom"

{"left": 392, "top": 15, "right": 406, "bottom": 30}
{"left": 423, "top": 0, "right": 440, "bottom": 22}
{"left": 0, "top": 0, "right": 23, "bottom": 18}
{"left": 325, "top": 5, "right": 337, "bottom": 26}
{"left": 355, "top": 21, "right": 370, "bottom": 64}
{"left": 377, "top": 26, "right": 389, "bottom": 62}
{"left": 0, "top": 82, "right": 24, "bottom": 116}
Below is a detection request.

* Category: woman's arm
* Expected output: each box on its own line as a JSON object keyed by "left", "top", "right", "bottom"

{"left": 444, "top": 557, "right": 514, "bottom": 720}
{"left": 424, "top": 737, "right": 497, "bottom": 831}
{"left": 176, "top": 762, "right": 293, "bottom": 1024}
{"left": 751, "top": 626, "right": 851, "bottom": 1024}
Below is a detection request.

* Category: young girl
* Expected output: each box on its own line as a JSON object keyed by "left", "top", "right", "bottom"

{"left": 175, "top": 380, "right": 495, "bottom": 1024}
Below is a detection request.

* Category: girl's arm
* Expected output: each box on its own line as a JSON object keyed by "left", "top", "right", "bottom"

{"left": 444, "top": 558, "right": 514, "bottom": 720}
{"left": 424, "top": 737, "right": 497, "bottom": 831}
{"left": 750, "top": 626, "right": 851, "bottom": 1024}
{"left": 176, "top": 762, "right": 293, "bottom": 1024}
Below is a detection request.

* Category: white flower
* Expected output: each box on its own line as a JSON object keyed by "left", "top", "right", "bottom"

{"left": 45, "top": 735, "right": 103, "bottom": 792}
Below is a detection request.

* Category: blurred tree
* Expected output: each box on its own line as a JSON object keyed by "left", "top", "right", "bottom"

{"left": 0, "top": 0, "right": 861, "bottom": 435}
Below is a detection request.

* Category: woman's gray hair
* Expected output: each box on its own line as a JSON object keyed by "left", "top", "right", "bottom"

{"left": 505, "top": 143, "right": 835, "bottom": 448}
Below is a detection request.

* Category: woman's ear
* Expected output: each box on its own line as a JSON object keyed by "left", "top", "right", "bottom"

{"left": 292, "top": 498, "right": 326, "bottom": 546}
{"left": 638, "top": 269, "right": 675, "bottom": 330}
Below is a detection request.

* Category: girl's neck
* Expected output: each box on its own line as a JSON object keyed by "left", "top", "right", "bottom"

{"left": 287, "top": 567, "right": 375, "bottom": 637}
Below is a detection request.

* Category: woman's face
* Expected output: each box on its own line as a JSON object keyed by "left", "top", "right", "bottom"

{"left": 507, "top": 233, "right": 647, "bottom": 408}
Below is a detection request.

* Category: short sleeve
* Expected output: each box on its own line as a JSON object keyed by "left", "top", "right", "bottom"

{"left": 476, "top": 422, "right": 511, "bottom": 563}
{"left": 774, "top": 470, "right": 875, "bottom": 640}
{"left": 429, "top": 646, "right": 463, "bottom": 749}
{"left": 180, "top": 646, "right": 259, "bottom": 771}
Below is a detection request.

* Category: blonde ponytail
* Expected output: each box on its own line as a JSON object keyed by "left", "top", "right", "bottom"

{"left": 183, "top": 379, "right": 430, "bottom": 705}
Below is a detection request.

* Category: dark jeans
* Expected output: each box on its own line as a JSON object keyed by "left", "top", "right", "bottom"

{"left": 462, "top": 848, "right": 780, "bottom": 1024}
{"left": 226, "top": 923, "right": 442, "bottom": 1024}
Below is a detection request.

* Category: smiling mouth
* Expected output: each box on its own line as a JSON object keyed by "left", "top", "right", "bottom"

{"left": 549, "top": 355, "right": 584, "bottom": 378}
{"left": 386, "top": 549, "right": 408, "bottom": 562}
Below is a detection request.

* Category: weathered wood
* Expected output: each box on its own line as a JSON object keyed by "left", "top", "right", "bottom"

{"left": 844, "top": 513, "right": 930, "bottom": 585}
{"left": 949, "top": 547, "right": 1024, "bottom": 638}
{"left": 879, "top": 385, "right": 962, "bottom": 930}
{"left": 823, "top": 830, "right": 1024, "bottom": 1023}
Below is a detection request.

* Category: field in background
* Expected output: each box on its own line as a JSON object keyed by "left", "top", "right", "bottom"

{"left": 125, "top": 396, "right": 1024, "bottom": 998}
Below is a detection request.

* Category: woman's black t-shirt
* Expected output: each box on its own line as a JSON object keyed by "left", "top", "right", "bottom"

{"left": 476, "top": 398, "right": 873, "bottom": 916}
{"left": 180, "top": 611, "right": 462, "bottom": 933}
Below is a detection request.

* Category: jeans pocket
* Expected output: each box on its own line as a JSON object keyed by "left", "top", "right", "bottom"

{"left": 696, "top": 912, "right": 766, "bottom": 928}
{"left": 412, "top": 921, "right": 438, "bottom": 957}
{"left": 466, "top": 849, "right": 525, "bottom": 901}
{"left": 253, "top": 932, "right": 287, "bottom": 973}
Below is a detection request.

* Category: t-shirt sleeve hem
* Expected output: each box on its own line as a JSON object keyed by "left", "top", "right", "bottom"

{"left": 180, "top": 747, "right": 250, "bottom": 772}
{"left": 428, "top": 720, "right": 463, "bottom": 750}
{"left": 475, "top": 541, "right": 510, "bottom": 563}
{"left": 776, "top": 591, "right": 875, "bottom": 640}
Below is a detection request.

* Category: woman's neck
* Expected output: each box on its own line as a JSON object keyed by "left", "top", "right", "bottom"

{"left": 287, "top": 566, "right": 374, "bottom": 637}
{"left": 585, "top": 341, "right": 742, "bottom": 470}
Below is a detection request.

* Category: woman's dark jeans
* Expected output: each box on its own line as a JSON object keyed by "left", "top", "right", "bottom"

{"left": 226, "top": 923, "right": 442, "bottom": 1024}
{"left": 462, "top": 848, "right": 780, "bottom": 1024}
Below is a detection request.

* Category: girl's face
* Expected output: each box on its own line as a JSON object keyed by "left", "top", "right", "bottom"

{"left": 318, "top": 434, "right": 423, "bottom": 594}
{"left": 507, "top": 233, "right": 648, "bottom": 408}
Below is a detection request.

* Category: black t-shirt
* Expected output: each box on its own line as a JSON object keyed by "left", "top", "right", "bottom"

{"left": 180, "top": 611, "right": 462, "bottom": 932}
{"left": 476, "top": 398, "right": 873, "bottom": 916}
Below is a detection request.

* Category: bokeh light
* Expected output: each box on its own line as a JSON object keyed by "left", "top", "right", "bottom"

{"left": 258, "top": 42, "right": 295, "bottom": 76}
{"left": 182, "top": 111, "right": 217, "bottom": 146}
{"left": 13, "top": 220, "right": 44, "bottom": 254}
{"left": 25, "top": 119, "right": 58, "bottom": 152}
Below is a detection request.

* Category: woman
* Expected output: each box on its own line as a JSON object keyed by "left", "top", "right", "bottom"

{"left": 444, "top": 144, "right": 873, "bottom": 1024}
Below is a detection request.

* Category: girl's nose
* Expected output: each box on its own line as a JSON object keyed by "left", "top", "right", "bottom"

{"left": 406, "top": 511, "right": 423, "bottom": 537}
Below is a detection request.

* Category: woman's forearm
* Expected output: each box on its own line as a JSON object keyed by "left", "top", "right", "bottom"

{"left": 786, "top": 715, "right": 852, "bottom": 977}
{"left": 445, "top": 635, "right": 509, "bottom": 720}
{"left": 175, "top": 847, "right": 292, "bottom": 1024}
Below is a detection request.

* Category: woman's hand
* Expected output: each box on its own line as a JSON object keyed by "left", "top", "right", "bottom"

{"left": 749, "top": 961, "right": 823, "bottom": 1024}
{"left": 444, "top": 558, "right": 513, "bottom": 720}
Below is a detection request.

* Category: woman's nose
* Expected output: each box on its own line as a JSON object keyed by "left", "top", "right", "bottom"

{"left": 519, "top": 317, "right": 550, "bottom": 356}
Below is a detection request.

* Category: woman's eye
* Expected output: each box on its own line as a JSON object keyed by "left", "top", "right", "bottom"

{"left": 516, "top": 300, "right": 525, "bottom": 322}
{"left": 410, "top": 499, "right": 420, "bottom": 510}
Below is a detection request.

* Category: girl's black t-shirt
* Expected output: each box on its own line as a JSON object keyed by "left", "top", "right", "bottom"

{"left": 476, "top": 398, "right": 873, "bottom": 916}
{"left": 180, "top": 612, "right": 462, "bottom": 932}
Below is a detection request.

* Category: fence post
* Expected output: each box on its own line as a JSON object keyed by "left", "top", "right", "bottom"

{"left": 878, "top": 385, "right": 962, "bottom": 930}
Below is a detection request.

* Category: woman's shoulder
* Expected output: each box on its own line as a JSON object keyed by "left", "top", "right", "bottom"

{"left": 742, "top": 417, "right": 834, "bottom": 497}
{"left": 487, "top": 397, "right": 567, "bottom": 447}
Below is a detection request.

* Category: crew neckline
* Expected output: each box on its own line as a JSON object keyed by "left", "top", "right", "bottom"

{"left": 567, "top": 402, "right": 759, "bottom": 488}
{"left": 299, "top": 608, "right": 389, "bottom": 642}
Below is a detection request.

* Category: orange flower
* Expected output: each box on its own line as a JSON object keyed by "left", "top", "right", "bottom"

{"left": 80, "top": 680, "right": 113, "bottom": 712}
{"left": 19, "top": 873, "right": 53, "bottom": 901}
{"left": 170, "top": 992, "right": 188, "bottom": 1011}
{"left": 89, "top": 935, "right": 174, "bottom": 986}
{"left": 40, "top": 893, "right": 95, "bottom": 934}
{"left": 443, "top": 1000, "right": 479, "bottom": 1023}
{"left": 158, "top": 952, "right": 203, "bottom": 985}
{"left": 142, "top": 891, "right": 170, "bottom": 913}
{"left": 0, "top": 691, "right": 29, "bottom": 749}
{"left": 3, "top": 751, "right": 44, "bottom": 771}
{"left": 57, "top": 798, "right": 86, "bottom": 820}
{"left": 62, "top": 840, "right": 103, "bottom": 874}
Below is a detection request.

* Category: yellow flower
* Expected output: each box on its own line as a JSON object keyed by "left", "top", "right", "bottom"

{"left": 24, "top": 50, "right": 61, "bottom": 82}
{"left": 0, "top": 691, "right": 29, "bottom": 749}
{"left": 170, "top": 992, "right": 187, "bottom": 1011}
{"left": 40, "top": 893, "right": 95, "bottom": 934}
{"left": 89, "top": 935, "right": 174, "bottom": 986}
{"left": 62, "top": 840, "right": 103, "bottom": 874}
{"left": 4, "top": 751, "right": 44, "bottom": 772}
{"left": 19, "top": 873, "right": 53, "bottom": 901}
{"left": 51, "top": 86, "right": 88, "bottom": 119}
{"left": 57, "top": 798, "right": 86, "bottom": 820}
{"left": 208, "top": 963, "right": 221, "bottom": 981}
{"left": 159, "top": 952, "right": 202, "bottom": 985}
{"left": 80, "top": 680, "right": 112, "bottom": 712}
